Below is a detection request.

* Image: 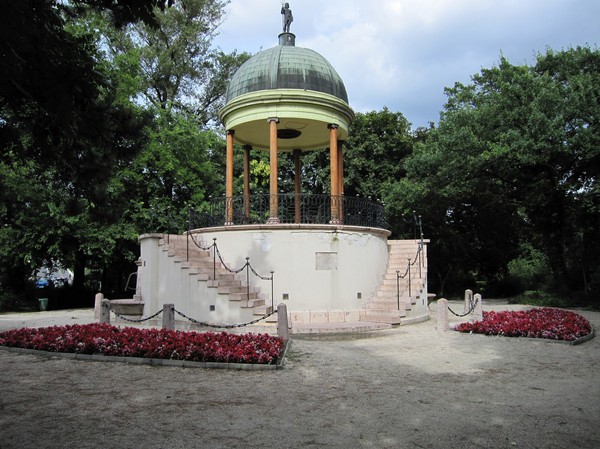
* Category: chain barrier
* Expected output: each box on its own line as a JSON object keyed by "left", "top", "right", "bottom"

{"left": 174, "top": 308, "right": 278, "bottom": 329}
{"left": 249, "top": 264, "right": 274, "bottom": 281}
{"left": 187, "top": 234, "right": 274, "bottom": 309}
{"left": 189, "top": 234, "right": 215, "bottom": 252}
{"left": 106, "top": 303, "right": 164, "bottom": 323}
{"left": 395, "top": 243, "right": 423, "bottom": 309}
{"left": 447, "top": 297, "right": 479, "bottom": 317}
{"left": 105, "top": 303, "right": 278, "bottom": 329}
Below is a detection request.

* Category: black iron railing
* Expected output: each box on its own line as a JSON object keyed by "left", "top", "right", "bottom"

{"left": 189, "top": 194, "right": 387, "bottom": 229}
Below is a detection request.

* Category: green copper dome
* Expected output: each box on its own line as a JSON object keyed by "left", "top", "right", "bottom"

{"left": 225, "top": 34, "right": 349, "bottom": 104}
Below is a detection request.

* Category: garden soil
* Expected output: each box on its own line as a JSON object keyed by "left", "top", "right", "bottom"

{"left": 1, "top": 300, "right": 599, "bottom": 449}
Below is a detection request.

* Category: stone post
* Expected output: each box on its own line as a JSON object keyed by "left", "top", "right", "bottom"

{"left": 277, "top": 303, "right": 289, "bottom": 342}
{"left": 162, "top": 303, "right": 175, "bottom": 330}
{"left": 100, "top": 299, "right": 111, "bottom": 324}
{"left": 463, "top": 289, "right": 473, "bottom": 314}
{"left": 437, "top": 298, "right": 449, "bottom": 332}
{"left": 94, "top": 293, "right": 104, "bottom": 320}
{"left": 472, "top": 293, "right": 483, "bottom": 323}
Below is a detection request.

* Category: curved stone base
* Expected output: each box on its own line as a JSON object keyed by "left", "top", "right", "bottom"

{"left": 189, "top": 224, "right": 390, "bottom": 318}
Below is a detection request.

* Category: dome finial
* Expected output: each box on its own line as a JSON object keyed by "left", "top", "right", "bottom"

{"left": 281, "top": 2, "right": 293, "bottom": 33}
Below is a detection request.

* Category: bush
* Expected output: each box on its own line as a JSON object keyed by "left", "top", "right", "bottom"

{"left": 509, "top": 290, "right": 571, "bottom": 308}
{"left": 507, "top": 244, "right": 550, "bottom": 292}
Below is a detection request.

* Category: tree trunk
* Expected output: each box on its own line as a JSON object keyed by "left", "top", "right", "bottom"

{"left": 72, "top": 252, "right": 87, "bottom": 291}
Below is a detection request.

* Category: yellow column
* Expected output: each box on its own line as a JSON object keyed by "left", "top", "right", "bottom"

{"left": 293, "top": 149, "right": 302, "bottom": 224}
{"left": 329, "top": 124, "right": 340, "bottom": 224}
{"left": 225, "top": 129, "right": 235, "bottom": 225}
{"left": 268, "top": 118, "right": 279, "bottom": 223}
{"left": 338, "top": 140, "right": 344, "bottom": 223}
{"left": 243, "top": 145, "right": 251, "bottom": 222}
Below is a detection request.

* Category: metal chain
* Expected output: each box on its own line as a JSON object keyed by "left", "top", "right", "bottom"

{"left": 397, "top": 265, "right": 410, "bottom": 279}
{"left": 249, "top": 264, "right": 273, "bottom": 281}
{"left": 189, "top": 234, "right": 215, "bottom": 252}
{"left": 215, "top": 246, "right": 246, "bottom": 274}
{"left": 107, "top": 302, "right": 277, "bottom": 328}
{"left": 107, "top": 304, "right": 164, "bottom": 323}
{"left": 447, "top": 298, "right": 479, "bottom": 317}
{"left": 174, "top": 308, "right": 278, "bottom": 329}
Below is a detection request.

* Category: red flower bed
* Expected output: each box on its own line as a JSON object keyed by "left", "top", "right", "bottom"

{"left": 0, "top": 323, "right": 285, "bottom": 364}
{"left": 455, "top": 308, "right": 592, "bottom": 341}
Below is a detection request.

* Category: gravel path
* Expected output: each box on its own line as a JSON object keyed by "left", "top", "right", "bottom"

{"left": 1, "top": 301, "right": 599, "bottom": 449}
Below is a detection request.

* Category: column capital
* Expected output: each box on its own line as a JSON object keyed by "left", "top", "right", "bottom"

{"left": 267, "top": 117, "right": 280, "bottom": 124}
{"left": 328, "top": 123, "right": 339, "bottom": 130}
{"left": 227, "top": 129, "right": 235, "bottom": 135}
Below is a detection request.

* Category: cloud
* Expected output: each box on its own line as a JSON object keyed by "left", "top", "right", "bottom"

{"left": 215, "top": 0, "right": 600, "bottom": 128}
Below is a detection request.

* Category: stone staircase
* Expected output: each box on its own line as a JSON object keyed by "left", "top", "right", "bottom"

{"left": 362, "top": 240, "right": 427, "bottom": 325}
{"left": 159, "top": 234, "right": 272, "bottom": 318}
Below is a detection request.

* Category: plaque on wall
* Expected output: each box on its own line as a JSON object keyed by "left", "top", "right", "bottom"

{"left": 315, "top": 252, "right": 337, "bottom": 270}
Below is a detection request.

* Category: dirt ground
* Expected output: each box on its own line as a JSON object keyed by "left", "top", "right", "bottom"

{"left": 0, "top": 300, "right": 599, "bottom": 449}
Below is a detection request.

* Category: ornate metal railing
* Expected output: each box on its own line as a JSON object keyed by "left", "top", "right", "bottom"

{"left": 189, "top": 194, "right": 387, "bottom": 229}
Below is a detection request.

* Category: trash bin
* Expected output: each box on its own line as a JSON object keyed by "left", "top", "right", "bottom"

{"left": 38, "top": 298, "right": 49, "bottom": 311}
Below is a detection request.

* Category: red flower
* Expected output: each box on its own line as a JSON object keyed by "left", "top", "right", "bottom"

{"left": 455, "top": 308, "right": 592, "bottom": 341}
{"left": 0, "top": 324, "right": 284, "bottom": 364}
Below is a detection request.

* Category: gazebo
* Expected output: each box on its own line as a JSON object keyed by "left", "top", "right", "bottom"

{"left": 136, "top": 10, "right": 430, "bottom": 332}
{"left": 219, "top": 31, "right": 354, "bottom": 227}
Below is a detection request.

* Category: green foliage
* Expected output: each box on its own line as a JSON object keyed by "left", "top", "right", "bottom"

{"left": 393, "top": 46, "right": 600, "bottom": 301}
{"left": 507, "top": 244, "right": 550, "bottom": 291}
{"left": 96, "top": 0, "right": 250, "bottom": 124}
{"left": 0, "top": 0, "right": 233, "bottom": 304}
{"left": 509, "top": 291, "right": 571, "bottom": 308}
{"left": 115, "top": 110, "right": 224, "bottom": 233}
{"left": 344, "top": 108, "right": 413, "bottom": 201}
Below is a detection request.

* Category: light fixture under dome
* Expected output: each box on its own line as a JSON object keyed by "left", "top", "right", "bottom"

{"left": 277, "top": 129, "right": 302, "bottom": 139}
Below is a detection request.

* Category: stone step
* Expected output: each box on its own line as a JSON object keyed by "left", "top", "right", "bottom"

{"left": 384, "top": 272, "right": 427, "bottom": 280}
{"left": 374, "top": 292, "right": 418, "bottom": 304}
{"left": 218, "top": 285, "right": 259, "bottom": 295}
{"left": 361, "top": 309, "right": 405, "bottom": 324}
{"left": 108, "top": 299, "right": 144, "bottom": 316}
{"left": 192, "top": 269, "right": 237, "bottom": 280}
{"left": 365, "top": 300, "right": 412, "bottom": 310}
{"left": 229, "top": 292, "right": 259, "bottom": 301}
{"left": 240, "top": 298, "right": 265, "bottom": 308}
{"left": 253, "top": 304, "right": 274, "bottom": 316}
{"left": 208, "top": 279, "right": 242, "bottom": 288}
{"left": 378, "top": 281, "right": 424, "bottom": 290}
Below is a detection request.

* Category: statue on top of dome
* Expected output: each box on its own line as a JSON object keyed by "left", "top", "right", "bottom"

{"left": 281, "top": 2, "right": 293, "bottom": 33}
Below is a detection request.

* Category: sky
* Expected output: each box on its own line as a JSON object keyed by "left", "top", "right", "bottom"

{"left": 213, "top": 0, "right": 599, "bottom": 129}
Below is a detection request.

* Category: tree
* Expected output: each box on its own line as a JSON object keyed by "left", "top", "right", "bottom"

{"left": 114, "top": 110, "right": 224, "bottom": 234}
{"left": 390, "top": 47, "right": 600, "bottom": 300}
{"left": 343, "top": 108, "right": 413, "bottom": 202}
{"left": 96, "top": 0, "right": 250, "bottom": 125}
{"left": 0, "top": 0, "right": 161, "bottom": 304}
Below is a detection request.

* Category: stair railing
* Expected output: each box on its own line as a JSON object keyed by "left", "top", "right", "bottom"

{"left": 395, "top": 243, "right": 425, "bottom": 310}
{"left": 188, "top": 234, "right": 275, "bottom": 312}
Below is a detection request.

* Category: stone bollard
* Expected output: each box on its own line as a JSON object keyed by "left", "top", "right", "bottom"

{"left": 162, "top": 303, "right": 175, "bottom": 330}
{"left": 277, "top": 303, "right": 289, "bottom": 342}
{"left": 463, "top": 289, "right": 473, "bottom": 315}
{"left": 437, "top": 298, "right": 449, "bottom": 332}
{"left": 472, "top": 293, "right": 483, "bottom": 322}
{"left": 100, "top": 299, "right": 111, "bottom": 325}
{"left": 94, "top": 293, "right": 104, "bottom": 320}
